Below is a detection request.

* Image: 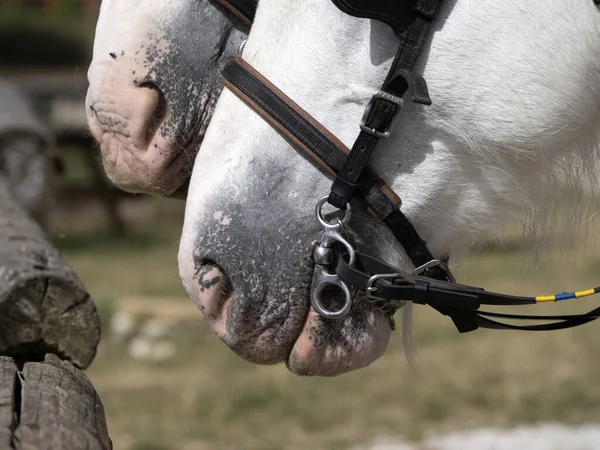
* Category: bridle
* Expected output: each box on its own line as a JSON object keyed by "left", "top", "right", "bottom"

{"left": 211, "top": 0, "right": 600, "bottom": 333}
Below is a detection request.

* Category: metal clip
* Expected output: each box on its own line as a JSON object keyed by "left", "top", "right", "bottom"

{"left": 310, "top": 196, "right": 356, "bottom": 320}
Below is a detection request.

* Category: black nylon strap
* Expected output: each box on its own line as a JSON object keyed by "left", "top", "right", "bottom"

{"left": 328, "top": 1, "right": 439, "bottom": 210}
{"left": 337, "top": 252, "right": 529, "bottom": 307}
{"left": 221, "top": 59, "right": 407, "bottom": 220}
{"left": 222, "top": 58, "right": 454, "bottom": 285}
{"left": 327, "top": 88, "right": 404, "bottom": 208}
{"left": 433, "top": 306, "right": 600, "bottom": 333}
{"left": 383, "top": 209, "right": 451, "bottom": 281}
{"left": 326, "top": 0, "right": 449, "bottom": 282}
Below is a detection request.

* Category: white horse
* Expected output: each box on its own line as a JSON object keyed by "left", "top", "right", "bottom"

{"left": 85, "top": 0, "right": 248, "bottom": 197}
{"left": 178, "top": 0, "right": 600, "bottom": 376}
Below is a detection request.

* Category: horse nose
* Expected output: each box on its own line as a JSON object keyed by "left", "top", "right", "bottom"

{"left": 87, "top": 74, "right": 167, "bottom": 149}
{"left": 86, "top": 58, "right": 184, "bottom": 195}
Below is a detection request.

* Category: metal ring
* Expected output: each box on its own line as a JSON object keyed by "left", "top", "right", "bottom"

{"left": 334, "top": 233, "right": 356, "bottom": 266}
{"left": 238, "top": 39, "right": 247, "bottom": 55}
{"left": 315, "top": 196, "right": 351, "bottom": 230}
{"left": 311, "top": 280, "right": 353, "bottom": 320}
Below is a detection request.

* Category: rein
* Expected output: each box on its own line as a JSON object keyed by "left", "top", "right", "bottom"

{"left": 213, "top": 0, "right": 600, "bottom": 333}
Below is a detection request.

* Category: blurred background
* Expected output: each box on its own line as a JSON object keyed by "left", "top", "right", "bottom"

{"left": 2, "top": 2, "right": 600, "bottom": 449}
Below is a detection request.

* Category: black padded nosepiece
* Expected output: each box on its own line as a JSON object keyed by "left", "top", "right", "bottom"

{"left": 331, "top": 0, "right": 437, "bottom": 34}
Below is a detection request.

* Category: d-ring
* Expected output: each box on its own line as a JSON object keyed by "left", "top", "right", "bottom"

{"left": 238, "top": 39, "right": 247, "bottom": 55}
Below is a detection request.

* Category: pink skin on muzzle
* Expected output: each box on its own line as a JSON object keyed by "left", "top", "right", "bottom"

{"left": 87, "top": 60, "right": 187, "bottom": 196}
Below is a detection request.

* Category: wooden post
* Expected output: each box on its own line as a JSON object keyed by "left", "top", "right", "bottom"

{"left": 0, "top": 357, "right": 16, "bottom": 448}
{"left": 0, "top": 355, "right": 112, "bottom": 450}
{"left": 0, "top": 175, "right": 101, "bottom": 370}
{"left": 0, "top": 79, "right": 60, "bottom": 230}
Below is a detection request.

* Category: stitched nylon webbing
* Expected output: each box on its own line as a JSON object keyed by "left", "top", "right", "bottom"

{"left": 216, "top": 0, "right": 600, "bottom": 332}
{"left": 222, "top": 57, "right": 403, "bottom": 211}
{"left": 330, "top": 2, "right": 439, "bottom": 207}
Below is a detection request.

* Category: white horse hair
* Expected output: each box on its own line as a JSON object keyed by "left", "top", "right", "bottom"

{"left": 178, "top": 0, "right": 600, "bottom": 376}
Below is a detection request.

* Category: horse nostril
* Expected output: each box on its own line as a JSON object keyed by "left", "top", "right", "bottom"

{"left": 197, "top": 258, "right": 234, "bottom": 300}
{"left": 137, "top": 81, "right": 168, "bottom": 141}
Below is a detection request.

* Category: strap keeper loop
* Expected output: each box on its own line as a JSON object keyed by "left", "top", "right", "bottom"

{"left": 329, "top": 178, "right": 359, "bottom": 209}
{"left": 414, "top": 280, "right": 429, "bottom": 304}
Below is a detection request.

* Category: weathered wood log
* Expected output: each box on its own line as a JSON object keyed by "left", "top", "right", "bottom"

{"left": 0, "top": 174, "right": 100, "bottom": 369}
{"left": 0, "top": 357, "right": 16, "bottom": 449}
{"left": 0, "top": 355, "right": 112, "bottom": 450}
{"left": 0, "top": 78, "right": 60, "bottom": 229}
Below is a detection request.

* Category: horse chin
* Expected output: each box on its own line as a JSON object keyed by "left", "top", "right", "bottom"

{"left": 188, "top": 256, "right": 392, "bottom": 376}
{"left": 286, "top": 302, "right": 393, "bottom": 377}
{"left": 212, "top": 294, "right": 392, "bottom": 376}
{"left": 97, "top": 123, "right": 193, "bottom": 197}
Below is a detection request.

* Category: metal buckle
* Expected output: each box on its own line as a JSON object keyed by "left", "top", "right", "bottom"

{"left": 366, "top": 259, "right": 456, "bottom": 302}
{"left": 366, "top": 272, "right": 401, "bottom": 300}
{"left": 412, "top": 259, "right": 442, "bottom": 276}
{"left": 413, "top": 259, "right": 457, "bottom": 283}
{"left": 359, "top": 90, "right": 403, "bottom": 139}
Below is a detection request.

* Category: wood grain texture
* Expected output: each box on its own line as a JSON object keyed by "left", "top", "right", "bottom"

{"left": 0, "top": 355, "right": 112, "bottom": 450}
{"left": 15, "top": 354, "right": 112, "bottom": 450}
{"left": 0, "top": 357, "right": 16, "bottom": 450}
{"left": 0, "top": 175, "right": 100, "bottom": 369}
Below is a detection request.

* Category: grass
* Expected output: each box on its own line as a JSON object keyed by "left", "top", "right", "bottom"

{"left": 48, "top": 197, "right": 600, "bottom": 450}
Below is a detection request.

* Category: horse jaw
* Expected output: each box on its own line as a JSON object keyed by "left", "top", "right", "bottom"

{"left": 180, "top": 0, "right": 600, "bottom": 375}
{"left": 86, "top": 0, "right": 247, "bottom": 196}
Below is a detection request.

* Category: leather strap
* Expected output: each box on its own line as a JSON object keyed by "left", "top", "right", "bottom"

{"left": 212, "top": 0, "right": 258, "bottom": 28}
{"left": 215, "top": 0, "right": 600, "bottom": 332}
{"left": 222, "top": 57, "right": 455, "bottom": 285}
{"left": 331, "top": 0, "right": 440, "bottom": 35}
{"left": 336, "top": 252, "right": 600, "bottom": 333}
{"left": 328, "top": 0, "right": 439, "bottom": 210}
{"left": 222, "top": 58, "right": 404, "bottom": 214}
{"left": 218, "top": 0, "right": 451, "bottom": 285}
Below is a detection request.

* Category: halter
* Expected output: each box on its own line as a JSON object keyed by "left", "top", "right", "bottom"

{"left": 211, "top": 0, "right": 600, "bottom": 333}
